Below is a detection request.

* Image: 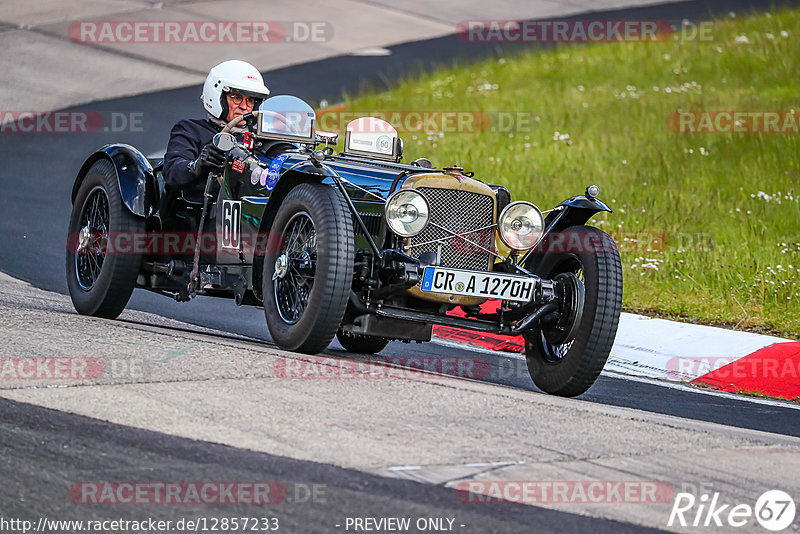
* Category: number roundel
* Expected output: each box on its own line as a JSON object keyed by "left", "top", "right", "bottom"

{"left": 221, "top": 200, "right": 241, "bottom": 249}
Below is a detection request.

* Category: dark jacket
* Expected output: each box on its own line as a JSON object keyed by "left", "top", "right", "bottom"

{"left": 163, "top": 118, "right": 222, "bottom": 189}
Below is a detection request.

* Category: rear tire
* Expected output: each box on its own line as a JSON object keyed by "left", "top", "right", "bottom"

{"left": 524, "top": 225, "right": 623, "bottom": 397}
{"left": 263, "top": 183, "right": 354, "bottom": 353}
{"left": 66, "top": 158, "right": 144, "bottom": 319}
{"left": 336, "top": 329, "right": 390, "bottom": 354}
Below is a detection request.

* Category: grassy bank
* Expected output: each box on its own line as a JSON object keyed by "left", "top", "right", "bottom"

{"left": 324, "top": 8, "right": 800, "bottom": 337}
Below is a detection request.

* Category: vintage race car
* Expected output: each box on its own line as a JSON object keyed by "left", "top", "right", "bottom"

{"left": 67, "top": 95, "right": 622, "bottom": 396}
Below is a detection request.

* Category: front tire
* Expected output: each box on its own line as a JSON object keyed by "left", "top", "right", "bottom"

{"left": 524, "top": 226, "right": 623, "bottom": 397}
{"left": 66, "top": 158, "right": 144, "bottom": 319}
{"left": 263, "top": 183, "right": 354, "bottom": 353}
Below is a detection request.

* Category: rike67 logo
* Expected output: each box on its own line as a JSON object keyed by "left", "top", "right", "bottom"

{"left": 669, "top": 489, "right": 796, "bottom": 531}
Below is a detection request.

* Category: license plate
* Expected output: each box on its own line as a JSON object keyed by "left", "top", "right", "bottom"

{"left": 420, "top": 267, "right": 535, "bottom": 303}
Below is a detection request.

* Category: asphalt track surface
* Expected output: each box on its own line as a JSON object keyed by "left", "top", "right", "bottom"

{"left": 2, "top": 397, "right": 671, "bottom": 534}
{"left": 2, "top": 0, "right": 800, "bottom": 531}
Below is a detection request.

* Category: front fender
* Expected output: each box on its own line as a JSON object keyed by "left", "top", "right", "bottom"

{"left": 254, "top": 159, "right": 335, "bottom": 232}
{"left": 250, "top": 166, "right": 331, "bottom": 298}
{"left": 72, "top": 144, "right": 157, "bottom": 218}
{"left": 523, "top": 195, "right": 613, "bottom": 272}
{"left": 544, "top": 195, "right": 612, "bottom": 230}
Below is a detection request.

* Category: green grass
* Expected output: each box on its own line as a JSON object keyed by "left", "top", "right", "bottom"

{"left": 322, "top": 8, "right": 800, "bottom": 337}
{"left": 734, "top": 388, "right": 800, "bottom": 403}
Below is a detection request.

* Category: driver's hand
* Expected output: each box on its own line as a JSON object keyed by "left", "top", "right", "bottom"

{"left": 191, "top": 143, "right": 226, "bottom": 178}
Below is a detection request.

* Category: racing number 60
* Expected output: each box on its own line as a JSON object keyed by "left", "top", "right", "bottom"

{"left": 222, "top": 200, "right": 241, "bottom": 249}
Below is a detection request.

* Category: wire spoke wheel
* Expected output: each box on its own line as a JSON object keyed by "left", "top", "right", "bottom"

{"left": 74, "top": 187, "right": 110, "bottom": 290}
{"left": 273, "top": 212, "right": 316, "bottom": 324}
{"left": 263, "top": 183, "right": 354, "bottom": 354}
{"left": 66, "top": 158, "right": 144, "bottom": 319}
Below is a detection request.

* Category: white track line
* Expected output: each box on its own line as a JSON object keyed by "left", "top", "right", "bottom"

{"left": 603, "top": 372, "right": 800, "bottom": 410}
{"left": 429, "top": 337, "right": 800, "bottom": 410}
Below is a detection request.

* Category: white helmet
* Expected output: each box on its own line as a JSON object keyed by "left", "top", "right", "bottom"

{"left": 201, "top": 60, "right": 270, "bottom": 119}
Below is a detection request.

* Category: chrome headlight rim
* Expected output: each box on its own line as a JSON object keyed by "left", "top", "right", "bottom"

{"left": 384, "top": 189, "right": 431, "bottom": 238}
{"left": 497, "top": 200, "right": 545, "bottom": 251}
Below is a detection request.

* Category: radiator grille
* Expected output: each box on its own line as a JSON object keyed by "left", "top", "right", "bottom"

{"left": 353, "top": 212, "right": 383, "bottom": 237}
{"left": 408, "top": 187, "right": 494, "bottom": 271}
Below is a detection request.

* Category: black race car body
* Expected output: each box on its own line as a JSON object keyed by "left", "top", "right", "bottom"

{"left": 67, "top": 95, "right": 623, "bottom": 396}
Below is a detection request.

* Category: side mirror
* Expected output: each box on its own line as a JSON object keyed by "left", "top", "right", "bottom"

{"left": 213, "top": 132, "right": 236, "bottom": 152}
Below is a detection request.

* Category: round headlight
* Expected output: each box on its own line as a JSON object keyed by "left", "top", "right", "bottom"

{"left": 384, "top": 190, "right": 430, "bottom": 237}
{"left": 498, "top": 201, "right": 544, "bottom": 250}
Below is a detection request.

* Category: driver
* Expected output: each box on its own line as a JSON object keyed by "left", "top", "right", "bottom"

{"left": 163, "top": 60, "right": 270, "bottom": 190}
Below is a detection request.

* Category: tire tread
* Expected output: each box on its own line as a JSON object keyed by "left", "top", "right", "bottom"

{"left": 526, "top": 226, "right": 623, "bottom": 397}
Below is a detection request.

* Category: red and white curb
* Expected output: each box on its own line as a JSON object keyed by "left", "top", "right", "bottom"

{"left": 433, "top": 311, "right": 800, "bottom": 401}
{"left": 606, "top": 314, "right": 788, "bottom": 379}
